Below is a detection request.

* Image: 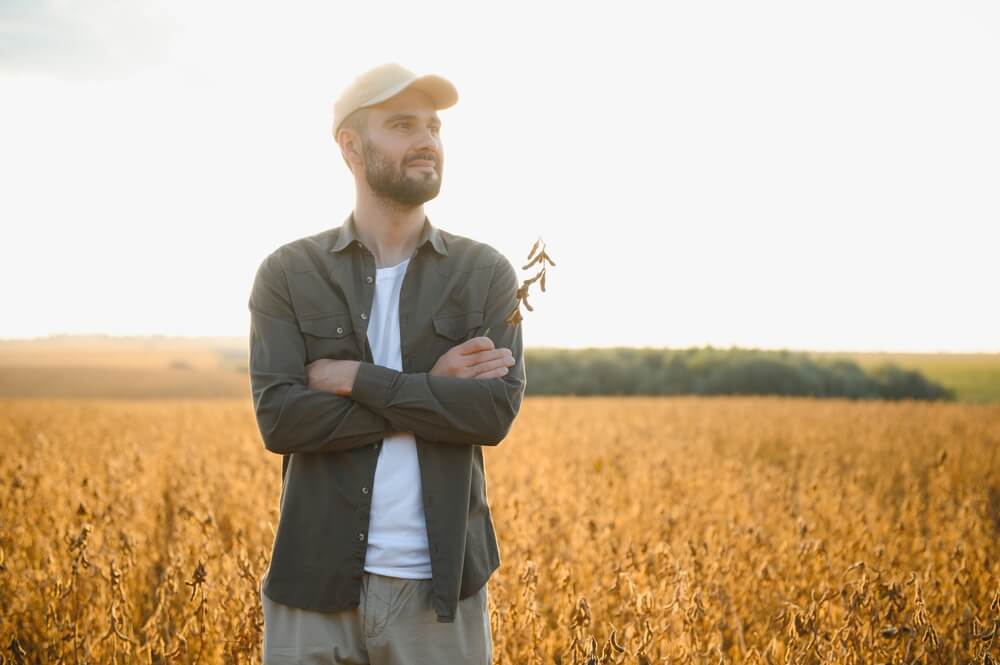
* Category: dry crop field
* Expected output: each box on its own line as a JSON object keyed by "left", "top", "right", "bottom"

{"left": 1, "top": 395, "right": 998, "bottom": 664}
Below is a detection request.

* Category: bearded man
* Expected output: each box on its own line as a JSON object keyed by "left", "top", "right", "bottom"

{"left": 248, "top": 63, "right": 526, "bottom": 665}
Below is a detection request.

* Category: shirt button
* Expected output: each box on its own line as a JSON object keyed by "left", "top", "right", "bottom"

{"left": 356, "top": 241, "right": 364, "bottom": 248}
{"left": 366, "top": 276, "right": 373, "bottom": 283}
{"left": 358, "top": 532, "right": 365, "bottom": 541}
{"left": 360, "top": 312, "right": 368, "bottom": 320}
{"left": 362, "top": 487, "right": 369, "bottom": 495}
{"left": 336, "top": 326, "right": 344, "bottom": 334}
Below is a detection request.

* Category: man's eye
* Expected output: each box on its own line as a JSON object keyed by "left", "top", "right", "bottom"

{"left": 395, "top": 122, "right": 411, "bottom": 130}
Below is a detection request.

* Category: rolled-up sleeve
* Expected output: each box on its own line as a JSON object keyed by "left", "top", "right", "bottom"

{"left": 349, "top": 254, "right": 526, "bottom": 446}
{"left": 248, "top": 252, "right": 389, "bottom": 454}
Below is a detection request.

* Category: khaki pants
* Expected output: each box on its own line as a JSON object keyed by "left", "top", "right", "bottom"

{"left": 261, "top": 572, "right": 493, "bottom": 665}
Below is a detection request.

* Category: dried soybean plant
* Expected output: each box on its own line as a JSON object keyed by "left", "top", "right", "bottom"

{"left": 2, "top": 393, "right": 1000, "bottom": 663}
{"left": 484, "top": 237, "right": 556, "bottom": 337}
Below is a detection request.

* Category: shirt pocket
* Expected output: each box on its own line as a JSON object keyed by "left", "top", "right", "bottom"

{"left": 431, "top": 310, "right": 485, "bottom": 343}
{"left": 297, "top": 312, "right": 357, "bottom": 362}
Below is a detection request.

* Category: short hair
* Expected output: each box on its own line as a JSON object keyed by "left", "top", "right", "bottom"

{"left": 338, "top": 108, "right": 370, "bottom": 173}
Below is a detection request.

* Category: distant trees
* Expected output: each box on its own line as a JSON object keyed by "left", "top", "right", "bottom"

{"left": 522, "top": 347, "right": 955, "bottom": 400}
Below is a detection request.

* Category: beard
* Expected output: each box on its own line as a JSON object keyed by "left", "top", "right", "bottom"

{"left": 361, "top": 138, "right": 443, "bottom": 207}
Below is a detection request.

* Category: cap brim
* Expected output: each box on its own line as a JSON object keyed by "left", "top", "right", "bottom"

{"left": 363, "top": 74, "right": 458, "bottom": 110}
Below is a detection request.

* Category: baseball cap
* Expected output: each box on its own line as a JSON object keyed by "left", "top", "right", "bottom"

{"left": 332, "top": 63, "right": 459, "bottom": 138}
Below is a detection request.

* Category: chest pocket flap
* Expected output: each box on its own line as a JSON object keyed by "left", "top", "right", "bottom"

{"left": 298, "top": 312, "right": 354, "bottom": 338}
{"left": 432, "top": 310, "right": 485, "bottom": 342}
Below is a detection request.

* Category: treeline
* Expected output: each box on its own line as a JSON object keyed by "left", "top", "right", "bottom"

{"left": 521, "top": 347, "right": 955, "bottom": 400}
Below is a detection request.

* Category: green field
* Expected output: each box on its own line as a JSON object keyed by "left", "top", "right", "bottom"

{"left": 821, "top": 351, "right": 1000, "bottom": 403}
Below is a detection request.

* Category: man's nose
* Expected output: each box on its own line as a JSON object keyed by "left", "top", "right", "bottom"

{"left": 412, "top": 126, "right": 440, "bottom": 152}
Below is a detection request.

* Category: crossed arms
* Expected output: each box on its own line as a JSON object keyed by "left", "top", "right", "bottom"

{"left": 247, "top": 252, "right": 526, "bottom": 455}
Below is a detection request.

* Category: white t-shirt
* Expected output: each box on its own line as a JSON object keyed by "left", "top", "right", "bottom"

{"left": 362, "top": 256, "right": 433, "bottom": 579}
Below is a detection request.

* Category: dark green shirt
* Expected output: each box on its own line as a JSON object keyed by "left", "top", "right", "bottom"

{"left": 248, "top": 212, "right": 526, "bottom": 623}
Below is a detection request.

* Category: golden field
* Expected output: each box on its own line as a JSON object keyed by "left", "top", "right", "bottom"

{"left": 1, "top": 395, "right": 998, "bottom": 664}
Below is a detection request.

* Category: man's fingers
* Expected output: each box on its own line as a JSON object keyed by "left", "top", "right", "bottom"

{"left": 468, "top": 355, "right": 515, "bottom": 375}
{"left": 446, "top": 339, "right": 514, "bottom": 379}
{"left": 460, "top": 336, "right": 495, "bottom": 354}
{"left": 470, "top": 348, "right": 512, "bottom": 364}
{"left": 473, "top": 366, "right": 509, "bottom": 380}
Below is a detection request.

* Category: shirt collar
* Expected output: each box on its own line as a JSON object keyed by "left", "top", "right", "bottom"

{"left": 328, "top": 211, "right": 449, "bottom": 256}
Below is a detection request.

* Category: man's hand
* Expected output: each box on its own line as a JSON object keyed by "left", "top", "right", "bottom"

{"left": 430, "top": 336, "right": 515, "bottom": 379}
{"left": 306, "top": 359, "right": 360, "bottom": 396}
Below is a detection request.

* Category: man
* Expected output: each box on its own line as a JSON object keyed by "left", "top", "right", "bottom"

{"left": 248, "top": 62, "right": 526, "bottom": 665}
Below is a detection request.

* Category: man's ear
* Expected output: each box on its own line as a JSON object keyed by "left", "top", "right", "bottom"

{"left": 337, "top": 129, "right": 362, "bottom": 170}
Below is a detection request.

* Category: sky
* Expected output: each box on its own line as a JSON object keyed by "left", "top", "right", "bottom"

{"left": 1, "top": 0, "right": 998, "bottom": 352}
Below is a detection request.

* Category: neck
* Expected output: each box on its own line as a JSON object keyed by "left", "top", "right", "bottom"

{"left": 353, "top": 187, "right": 425, "bottom": 268}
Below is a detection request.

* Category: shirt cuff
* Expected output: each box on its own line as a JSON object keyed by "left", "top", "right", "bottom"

{"left": 351, "top": 361, "right": 399, "bottom": 410}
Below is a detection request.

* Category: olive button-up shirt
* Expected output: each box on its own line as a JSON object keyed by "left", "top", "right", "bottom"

{"left": 248, "top": 212, "right": 526, "bottom": 623}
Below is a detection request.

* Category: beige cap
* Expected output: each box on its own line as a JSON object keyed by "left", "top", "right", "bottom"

{"left": 332, "top": 63, "right": 458, "bottom": 138}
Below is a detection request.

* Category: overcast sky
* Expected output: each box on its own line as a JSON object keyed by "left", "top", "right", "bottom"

{"left": 2, "top": 0, "right": 998, "bottom": 352}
